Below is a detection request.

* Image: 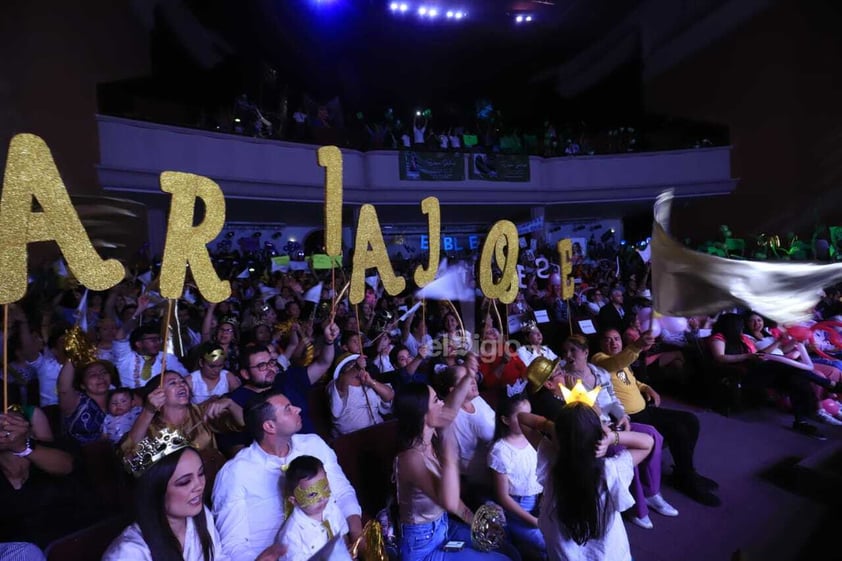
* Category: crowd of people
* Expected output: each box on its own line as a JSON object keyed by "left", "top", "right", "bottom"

{"left": 2, "top": 251, "right": 842, "bottom": 561}
{"left": 168, "top": 90, "right": 729, "bottom": 158}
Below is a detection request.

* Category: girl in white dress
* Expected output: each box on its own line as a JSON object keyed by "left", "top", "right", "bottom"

{"left": 488, "top": 381, "right": 546, "bottom": 561}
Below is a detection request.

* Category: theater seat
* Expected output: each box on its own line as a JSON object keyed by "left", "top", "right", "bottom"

{"left": 80, "top": 439, "right": 133, "bottom": 515}
{"left": 44, "top": 513, "right": 131, "bottom": 561}
{"left": 199, "top": 446, "right": 227, "bottom": 503}
{"left": 333, "top": 420, "right": 399, "bottom": 519}
{"left": 308, "top": 379, "right": 334, "bottom": 444}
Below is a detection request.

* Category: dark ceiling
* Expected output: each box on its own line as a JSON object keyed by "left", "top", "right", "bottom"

{"left": 142, "top": 0, "right": 645, "bottom": 120}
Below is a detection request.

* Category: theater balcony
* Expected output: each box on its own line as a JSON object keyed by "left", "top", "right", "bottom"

{"left": 96, "top": 115, "right": 736, "bottom": 229}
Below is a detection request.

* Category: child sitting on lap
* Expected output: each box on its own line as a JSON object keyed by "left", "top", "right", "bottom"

{"left": 277, "top": 455, "right": 350, "bottom": 561}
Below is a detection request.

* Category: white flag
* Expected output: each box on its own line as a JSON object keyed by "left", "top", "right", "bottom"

{"left": 303, "top": 282, "right": 323, "bottom": 304}
{"left": 416, "top": 262, "right": 474, "bottom": 302}
{"left": 399, "top": 301, "right": 422, "bottom": 322}
{"left": 137, "top": 270, "right": 153, "bottom": 286}
{"left": 182, "top": 287, "right": 196, "bottom": 304}
{"left": 76, "top": 288, "right": 89, "bottom": 332}
{"left": 636, "top": 244, "right": 652, "bottom": 264}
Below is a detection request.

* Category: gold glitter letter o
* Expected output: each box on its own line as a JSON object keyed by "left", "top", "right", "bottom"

{"left": 478, "top": 220, "right": 519, "bottom": 304}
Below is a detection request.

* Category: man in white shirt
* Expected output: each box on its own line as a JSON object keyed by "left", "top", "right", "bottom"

{"left": 111, "top": 296, "right": 188, "bottom": 388}
{"left": 212, "top": 390, "right": 363, "bottom": 561}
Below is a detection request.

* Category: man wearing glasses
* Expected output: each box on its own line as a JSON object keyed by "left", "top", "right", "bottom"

{"left": 112, "top": 295, "right": 188, "bottom": 388}
{"left": 224, "top": 321, "right": 340, "bottom": 444}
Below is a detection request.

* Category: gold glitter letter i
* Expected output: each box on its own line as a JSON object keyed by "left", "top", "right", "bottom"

{"left": 0, "top": 134, "right": 125, "bottom": 303}
{"left": 159, "top": 172, "right": 231, "bottom": 303}
{"left": 318, "top": 146, "right": 343, "bottom": 258}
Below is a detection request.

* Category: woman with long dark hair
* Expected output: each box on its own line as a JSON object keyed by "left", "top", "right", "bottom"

{"left": 103, "top": 442, "right": 219, "bottom": 561}
{"left": 519, "top": 402, "right": 654, "bottom": 560}
{"left": 392, "top": 374, "right": 520, "bottom": 560}
{"left": 710, "top": 313, "right": 836, "bottom": 438}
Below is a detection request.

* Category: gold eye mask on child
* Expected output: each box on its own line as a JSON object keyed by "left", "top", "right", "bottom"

{"left": 294, "top": 477, "right": 331, "bottom": 508}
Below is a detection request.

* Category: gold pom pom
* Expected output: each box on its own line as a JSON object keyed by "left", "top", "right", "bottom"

{"left": 63, "top": 325, "right": 98, "bottom": 367}
{"left": 349, "top": 519, "right": 389, "bottom": 561}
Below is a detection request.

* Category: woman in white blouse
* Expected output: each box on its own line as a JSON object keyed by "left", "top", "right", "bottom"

{"left": 103, "top": 440, "right": 283, "bottom": 561}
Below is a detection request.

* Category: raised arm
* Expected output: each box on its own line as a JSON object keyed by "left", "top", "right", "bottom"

{"left": 56, "top": 359, "right": 82, "bottom": 418}
{"left": 305, "top": 321, "right": 339, "bottom": 384}
{"left": 201, "top": 302, "right": 218, "bottom": 343}
{"left": 397, "top": 423, "right": 465, "bottom": 518}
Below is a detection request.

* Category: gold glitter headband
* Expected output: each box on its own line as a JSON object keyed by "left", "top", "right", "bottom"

{"left": 204, "top": 348, "right": 225, "bottom": 363}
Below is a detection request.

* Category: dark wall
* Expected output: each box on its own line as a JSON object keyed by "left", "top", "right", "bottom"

{"left": 644, "top": 0, "right": 842, "bottom": 241}
{"left": 0, "top": 0, "right": 150, "bottom": 194}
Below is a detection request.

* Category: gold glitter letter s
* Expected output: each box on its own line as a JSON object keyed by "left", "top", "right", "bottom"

{"left": 557, "top": 238, "right": 574, "bottom": 300}
{"left": 318, "top": 146, "right": 343, "bottom": 258}
{"left": 413, "top": 197, "right": 440, "bottom": 288}
{"left": 159, "top": 172, "right": 230, "bottom": 303}
{"left": 478, "top": 220, "right": 519, "bottom": 304}
{"left": 350, "top": 204, "right": 406, "bottom": 304}
{"left": 0, "top": 134, "right": 125, "bottom": 303}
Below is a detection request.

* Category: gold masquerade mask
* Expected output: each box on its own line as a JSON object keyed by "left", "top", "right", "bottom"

{"left": 294, "top": 477, "right": 331, "bottom": 509}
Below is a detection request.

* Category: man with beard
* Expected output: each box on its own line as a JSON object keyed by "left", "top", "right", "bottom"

{"left": 217, "top": 321, "right": 339, "bottom": 455}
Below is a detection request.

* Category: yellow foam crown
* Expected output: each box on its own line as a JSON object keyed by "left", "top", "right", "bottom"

{"left": 559, "top": 379, "right": 601, "bottom": 407}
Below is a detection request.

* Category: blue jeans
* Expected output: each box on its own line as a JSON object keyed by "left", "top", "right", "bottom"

{"left": 400, "top": 512, "right": 521, "bottom": 561}
{"left": 506, "top": 495, "right": 547, "bottom": 561}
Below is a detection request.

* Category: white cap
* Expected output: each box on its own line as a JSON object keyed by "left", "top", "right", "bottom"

{"left": 333, "top": 353, "right": 361, "bottom": 380}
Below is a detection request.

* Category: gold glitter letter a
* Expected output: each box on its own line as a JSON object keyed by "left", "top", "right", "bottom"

{"left": 159, "top": 172, "right": 230, "bottom": 303}
{"left": 0, "top": 134, "right": 125, "bottom": 303}
{"left": 350, "top": 204, "right": 406, "bottom": 305}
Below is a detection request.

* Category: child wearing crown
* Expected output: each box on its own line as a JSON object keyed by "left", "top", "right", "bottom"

{"left": 275, "top": 455, "right": 350, "bottom": 561}
{"left": 518, "top": 382, "right": 655, "bottom": 561}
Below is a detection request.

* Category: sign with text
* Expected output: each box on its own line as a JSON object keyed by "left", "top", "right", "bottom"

{"left": 399, "top": 151, "right": 465, "bottom": 181}
{"left": 469, "top": 153, "right": 530, "bottom": 182}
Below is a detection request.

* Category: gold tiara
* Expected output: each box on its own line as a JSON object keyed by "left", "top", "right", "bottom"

{"left": 560, "top": 380, "right": 601, "bottom": 408}
{"left": 122, "top": 428, "right": 193, "bottom": 478}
